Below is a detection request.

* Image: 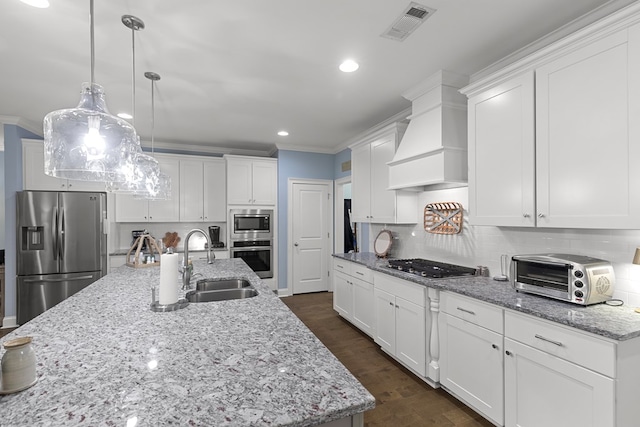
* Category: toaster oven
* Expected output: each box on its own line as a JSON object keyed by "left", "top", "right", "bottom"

{"left": 512, "top": 254, "right": 615, "bottom": 305}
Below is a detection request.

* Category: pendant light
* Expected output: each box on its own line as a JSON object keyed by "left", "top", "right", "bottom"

{"left": 43, "top": 0, "right": 139, "bottom": 182}
{"left": 137, "top": 71, "right": 171, "bottom": 200}
{"left": 106, "top": 14, "right": 161, "bottom": 195}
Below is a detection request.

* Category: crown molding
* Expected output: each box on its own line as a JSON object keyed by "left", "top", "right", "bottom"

{"left": 335, "top": 107, "right": 412, "bottom": 153}
{"left": 464, "top": 0, "right": 640, "bottom": 95}
{"left": 139, "top": 138, "right": 275, "bottom": 158}
{"left": 0, "top": 115, "right": 43, "bottom": 138}
{"left": 274, "top": 142, "right": 336, "bottom": 155}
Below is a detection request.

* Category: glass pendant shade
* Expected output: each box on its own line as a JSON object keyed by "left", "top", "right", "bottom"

{"left": 135, "top": 169, "right": 171, "bottom": 200}
{"left": 105, "top": 136, "right": 150, "bottom": 194}
{"left": 44, "top": 83, "right": 139, "bottom": 182}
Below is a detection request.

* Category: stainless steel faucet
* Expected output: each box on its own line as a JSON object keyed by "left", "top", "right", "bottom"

{"left": 182, "top": 228, "right": 215, "bottom": 290}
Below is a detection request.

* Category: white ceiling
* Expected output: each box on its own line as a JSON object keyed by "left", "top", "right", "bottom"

{"left": 1, "top": 0, "right": 635, "bottom": 155}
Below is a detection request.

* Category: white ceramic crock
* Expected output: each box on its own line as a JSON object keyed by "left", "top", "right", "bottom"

{"left": 1, "top": 336, "right": 37, "bottom": 393}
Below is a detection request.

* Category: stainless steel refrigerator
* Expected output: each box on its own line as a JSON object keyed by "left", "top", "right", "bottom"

{"left": 16, "top": 191, "right": 107, "bottom": 325}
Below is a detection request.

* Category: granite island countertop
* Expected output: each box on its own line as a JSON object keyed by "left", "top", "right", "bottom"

{"left": 334, "top": 252, "right": 640, "bottom": 341}
{"left": 0, "top": 259, "right": 375, "bottom": 426}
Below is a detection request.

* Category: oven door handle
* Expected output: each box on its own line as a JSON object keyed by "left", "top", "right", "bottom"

{"left": 231, "top": 246, "right": 271, "bottom": 252}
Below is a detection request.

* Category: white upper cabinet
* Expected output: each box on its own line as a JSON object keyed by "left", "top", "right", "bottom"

{"left": 22, "top": 139, "right": 106, "bottom": 192}
{"left": 463, "top": 16, "right": 640, "bottom": 228}
{"left": 203, "top": 159, "right": 226, "bottom": 221}
{"left": 225, "top": 155, "right": 277, "bottom": 206}
{"left": 467, "top": 72, "right": 535, "bottom": 227}
{"left": 535, "top": 25, "right": 640, "bottom": 228}
{"left": 350, "top": 123, "right": 417, "bottom": 224}
{"left": 179, "top": 157, "right": 226, "bottom": 222}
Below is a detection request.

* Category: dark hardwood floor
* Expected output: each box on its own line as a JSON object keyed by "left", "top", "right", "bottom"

{"left": 0, "top": 326, "right": 17, "bottom": 339}
{"left": 281, "top": 292, "right": 494, "bottom": 427}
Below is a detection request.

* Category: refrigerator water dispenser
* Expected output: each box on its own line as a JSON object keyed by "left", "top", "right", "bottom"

{"left": 21, "top": 226, "right": 44, "bottom": 251}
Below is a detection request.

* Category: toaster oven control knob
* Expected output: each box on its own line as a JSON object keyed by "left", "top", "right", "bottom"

{"left": 574, "top": 270, "right": 584, "bottom": 278}
{"left": 574, "top": 290, "right": 584, "bottom": 298}
{"left": 574, "top": 280, "right": 584, "bottom": 288}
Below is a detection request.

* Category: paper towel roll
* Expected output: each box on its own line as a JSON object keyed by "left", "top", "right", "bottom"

{"left": 159, "top": 253, "right": 179, "bottom": 305}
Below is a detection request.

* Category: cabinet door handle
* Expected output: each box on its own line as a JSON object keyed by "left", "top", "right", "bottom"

{"left": 395, "top": 304, "right": 399, "bottom": 309}
{"left": 538, "top": 213, "right": 546, "bottom": 218}
{"left": 355, "top": 271, "right": 364, "bottom": 276}
{"left": 523, "top": 213, "right": 530, "bottom": 218}
{"left": 336, "top": 265, "right": 344, "bottom": 269}
{"left": 456, "top": 307, "right": 476, "bottom": 315}
{"left": 534, "top": 334, "right": 563, "bottom": 347}
{"left": 389, "top": 301, "right": 394, "bottom": 306}
{"left": 491, "top": 344, "right": 498, "bottom": 350}
{"left": 505, "top": 350, "right": 513, "bottom": 356}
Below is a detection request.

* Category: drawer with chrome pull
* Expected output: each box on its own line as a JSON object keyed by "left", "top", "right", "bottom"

{"left": 352, "top": 263, "right": 372, "bottom": 282}
{"left": 441, "top": 291, "right": 504, "bottom": 334}
{"left": 505, "top": 311, "right": 615, "bottom": 376}
{"left": 333, "top": 258, "right": 353, "bottom": 275}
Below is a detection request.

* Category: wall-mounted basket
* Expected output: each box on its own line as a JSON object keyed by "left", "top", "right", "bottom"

{"left": 424, "top": 202, "right": 463, "bottom": 234}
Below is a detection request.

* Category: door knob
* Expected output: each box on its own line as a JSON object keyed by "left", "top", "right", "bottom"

{"left": 294, "top": 243, "right": 299, "bottom": 247}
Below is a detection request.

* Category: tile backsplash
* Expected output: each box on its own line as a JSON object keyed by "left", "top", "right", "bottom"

{"left": 109, "top": 222, "right": 227, "bottom": 253}
{"left": 368, "top": 187, "right": 640, "bottom": 306}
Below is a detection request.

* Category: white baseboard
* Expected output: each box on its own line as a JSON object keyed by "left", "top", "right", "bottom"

{"left": 2, "top": 316, "right": 17, "bottom": 329}
{"left": 277, "top": 288, "right": 292, "bottom": 297}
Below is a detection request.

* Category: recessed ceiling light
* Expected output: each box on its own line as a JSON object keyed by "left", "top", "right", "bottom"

{"left": 339, "top": 59, "right": 359, "bottom": 73}
{"left": 277, "top": 131, "right": 289, "bottom": 136}
{"left": 117, "top": 112, "right": 133, "bottom": 120}
{"left": 20, "top": 0, "right": 50, "bottom": 8}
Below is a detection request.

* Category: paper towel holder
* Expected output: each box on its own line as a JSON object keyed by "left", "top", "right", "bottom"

{"left": 150, "top": 286, "right": 189, "bottom": 312}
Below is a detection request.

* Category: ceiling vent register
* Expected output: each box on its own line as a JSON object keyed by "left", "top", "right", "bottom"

{"left": 381, "top": 2, "right": 436, "bottom": 41}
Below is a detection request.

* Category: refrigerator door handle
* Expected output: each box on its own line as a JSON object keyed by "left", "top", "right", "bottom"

{"left": 52, "top": 207, "right": 59, "bottom": 261}
{"left": 59, "top": 208, "right": 66, "bottom": 260}
{"left": 23, "top": 275, "right": 95, "bottom": 283}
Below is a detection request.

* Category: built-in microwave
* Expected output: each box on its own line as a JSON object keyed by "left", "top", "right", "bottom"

{"left": 512, "top": 254, "right": 615, "bottom": 305}
{"left": 230, "top": 209, "right": 273, "bottom": 241}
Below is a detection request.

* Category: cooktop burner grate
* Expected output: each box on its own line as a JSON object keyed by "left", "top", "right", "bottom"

{"left": 387, "top": 258, "right": 476, "bottom": 278}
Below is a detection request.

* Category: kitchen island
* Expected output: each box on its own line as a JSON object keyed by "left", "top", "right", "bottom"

{"left": 0, "top": 259, "right": 375, "bottom": 426}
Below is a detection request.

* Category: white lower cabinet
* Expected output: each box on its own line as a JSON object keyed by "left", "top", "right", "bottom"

{"left": 504, "top": 337, "right": 613, "bottom": 427}
{"left": 504, "top": 311, "right": 616, "bottom": 427}
{"left": 333, "top": 270, "right": 353, "bottom": 319}
{"left": 440, "top": 292, "right": 504, "bottom": 425}
{"left": 332, "top": 259, "right": 373, "bottom": 337}
{"left": 373, "top": 272, "right": 426, "bottom": 377}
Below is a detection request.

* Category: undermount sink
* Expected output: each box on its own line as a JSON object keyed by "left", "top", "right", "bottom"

{"left": 196, "top": 278, "right": 252, "bottom": 291}
{"left": 186, "top": 287, "right": 258, "bottom": 303}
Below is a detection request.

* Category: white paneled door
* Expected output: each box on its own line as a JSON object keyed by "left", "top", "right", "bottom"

{"left": 290, "top": 180, "right": 332, "bottom": 294}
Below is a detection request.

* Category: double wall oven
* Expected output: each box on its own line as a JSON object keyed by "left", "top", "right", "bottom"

{"left": 229, "top": 209, "right": 273, "bottom": 279}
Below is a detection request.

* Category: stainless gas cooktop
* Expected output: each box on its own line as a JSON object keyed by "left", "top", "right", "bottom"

{"left": 387, "top": 258, "right": 476, "bottom": 278}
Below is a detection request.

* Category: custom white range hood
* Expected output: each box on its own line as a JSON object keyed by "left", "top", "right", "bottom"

{"left": 388, "top": 70, "right": 469, "bottom": 191}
